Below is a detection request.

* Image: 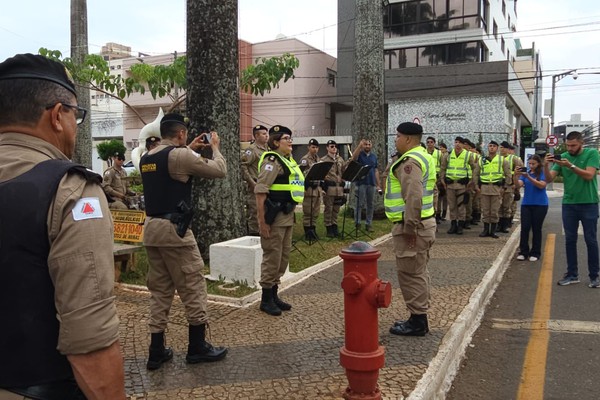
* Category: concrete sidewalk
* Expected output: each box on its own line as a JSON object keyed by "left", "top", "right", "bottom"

{"left": 117, "top": 221, "right": 520, "bottom": 399}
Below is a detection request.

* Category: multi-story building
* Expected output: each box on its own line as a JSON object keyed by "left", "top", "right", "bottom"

{"left": 336, "top": 0, "right": 542, "bottom": 153}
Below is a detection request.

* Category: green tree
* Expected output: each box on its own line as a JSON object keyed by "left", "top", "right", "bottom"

{"left": 96, "top": 139, "right": 126, "bottom": 168}
{"left": 240, "top": 53, "right": 299, "bottom": 96}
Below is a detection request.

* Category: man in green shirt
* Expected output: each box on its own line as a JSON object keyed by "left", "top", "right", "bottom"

{"left": 545, "top": 131, "right": 600, "bottom": 288}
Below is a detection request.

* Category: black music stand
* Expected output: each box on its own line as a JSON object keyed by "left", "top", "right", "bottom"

{"left": 339, "top": 161, "right": 372, "bottom": 240}
{"left": 298, "top": 161, "right": 333, "bottom": 247}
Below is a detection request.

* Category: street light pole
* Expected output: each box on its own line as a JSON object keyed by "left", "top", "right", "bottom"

{"left": 550, "top": 69, "right": 577, "bottom": 136}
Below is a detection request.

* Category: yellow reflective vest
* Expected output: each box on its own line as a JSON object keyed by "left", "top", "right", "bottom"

{"left": 259, "top": 151, "right": 305, "bottom": 203}
{"left": 384, "top": 146, "right": 436, "bottom": 223}
{"left": 446, "top": 149, "right": 472, "bottom": 181}
{"left": 479, "top": 155, "right": 505, "bottom": 183}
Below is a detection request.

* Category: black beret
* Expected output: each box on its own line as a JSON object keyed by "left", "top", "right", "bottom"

{"left": 327, "top": 140, "right": 337, "bottom": 145}
{"left": 113, "top": 152, "right": 125, "bottom": 160}
{"left": 500, "top": 141, "right": 511, "bottom": 148}
{"left": 269, "top": 125, "right": 292, "bottom": 137}
{"left": 396, "top": 122, "right": 423, "bottom": 135}
{"left": 146, "top": 136, "right": 160, "bottom": 143}
{"left": 426, "top": 136, "right": 436, "bottom": 142}
{"left": 454, "top": 136, "right": 465, "bottom": 144}
{"left": 0, "top": 53, "right": 76, "bottom": 95}
{"left": 308, "top": 138, "right": 319, "bottom": 146}
{"left": 161, "top": 113, "right": 188, "bottom": 127}
{"left": 489, "top": 140, "right": 499, "bottom": 146}
{"left": 464, "top": 139, "right": 475, "bottom": 148}
{"left": 253, "top": 124, "right": 268, "bottom": 134}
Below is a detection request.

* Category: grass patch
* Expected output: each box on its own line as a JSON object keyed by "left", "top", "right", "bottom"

{"left": 120, "top": 209, "right": 391, "bottom": 296}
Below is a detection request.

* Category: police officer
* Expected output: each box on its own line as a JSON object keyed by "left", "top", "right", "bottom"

{"left": 498, "top": 141, "right": 523, "bottom": 232}
{"left": 255, "top": 125, "right": 304, "bottom": 316}
{"left": 0, "top": 54, "right": 126, "bottom": 399}
{"left": 241, "top": 125, "right": 269, "bottom": 235}
{"left": 425, "top": 136, "right": 444, "bottom": 223}
{"left": 477, "top": 141, "right": 512, "bottom": 238}
{"left": 146, "top": 135, "right": 161, "bottom": 152}
{"left": 300, "top": 138, "right": 321, "bottom": 240}
{"left": 102, "top": 151, "right": 136, "bottom": 209}
{"left": 140, "top": 113, "right": 228, "bottom": 370}
{"left": 321, "top": 139, "right": 346, "bottom": 238}
{"left": 385, "top": 122, "right": 436, "bottom": 336}
{"left": 439, "top": 137, "right": 479, "bottom": 234}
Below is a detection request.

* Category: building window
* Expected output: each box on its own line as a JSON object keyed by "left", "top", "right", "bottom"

{"left": 501, "top": 37, "right": 505, "bottom": 54}
{"left": 480, "top": 0, "right": 490, "bottom": 32}
{"left": 508, "top": 15, "right": 511, "bottom": 30}
{"left": 385, "top": 41, "right": 483, "bottom": 69}
{"left": 327, "top": 68, "right": 336, "bottom": 87}
{"left": 493, "top": 20, "right": 498, "bottom": 40}
{"left": 502, "top": 0, "right": 506, "bottom": 17}
{"left": 383, "top": 0, "right": 483, "bottom": 38}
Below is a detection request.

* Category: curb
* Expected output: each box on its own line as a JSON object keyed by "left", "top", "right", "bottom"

{"left": 407, "top": 227, "right": 521, "bottom": 400}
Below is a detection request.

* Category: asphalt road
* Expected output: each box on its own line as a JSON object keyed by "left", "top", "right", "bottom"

{"left": 446, "top": 194, "right": 600, "bottom": 400}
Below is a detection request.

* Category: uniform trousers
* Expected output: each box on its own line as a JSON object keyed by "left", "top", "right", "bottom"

{"left": 246, "top": 188, "right": 258, "bottom": 233}
{"left": 146, "top": 244, "right": 208, "bottom": 332}
{"left": 499, "top": 185, "right": 515, "bottom": 218}
{"left": 433, "top": 182, "right": 439, "bottom": 214}
{"left": 108, "top": 199, "right": 128, "bottom": 210}
{"left": 0, "top": 389, "right": 32, "bottom": 399}
{"left": 445, "top": 183, "right": 467, "bottom": 220}
{"left": 260, "top": 225, "right": 293, "bottom": 288}
{"left": 392, "top": 220, "right": 436, "bottom": 315}
{"left": 479, "top": 184, "right": 503, "bottom": 223}
{"left": 323, "top": 194, "right": 341, "bottom": 226}
{"left": 302, "top": 192, "right": 321, "bottom": 226}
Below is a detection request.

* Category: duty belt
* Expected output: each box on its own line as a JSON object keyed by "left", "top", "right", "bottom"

{"left": 393, "top": 215, "right": 435, "bottom": 224}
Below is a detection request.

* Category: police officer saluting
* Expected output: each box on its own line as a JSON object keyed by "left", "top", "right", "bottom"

{"left": 140, "top": 113, "right": 228, "bottom": 369}
{"left": 385, "top": 122, "right": 437, "bottom": 336}
{"left": 255, "top": 125, "right": 304, "bottom": 316}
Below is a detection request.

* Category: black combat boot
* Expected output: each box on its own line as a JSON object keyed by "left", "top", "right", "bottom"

{"left": 472, "top": 212, "right": 480, "bottom": 224}
{"left": 447, "top": 220, "right": 458, "bottom": 234}
{"left": 479, "top": 222, "right": 490, "bottom": 237}
{"left": 390, "top": 314, "right": 429, "bottom": 336}
{"left": 497, "top": 217, "right": 509, "bottom": 233}
{"left": 186, "top": 324, "right": 228, "bottom": 363}
{"left": 303, "top": 226, "right": 313, "bottom": 241}
{"left": 326, "top": 225, "right": 336, "bottom": 238}
{"left": 456, "top": 220, "right": 464, "bottom": 235}
{"left": 259, "top": 288, "right": 282, "bottom": 316}
{"left": 309, "top": 226, "right": 319, "bottom": 240}
{"left": 332, "top": 224, "right": 340, "bottom": 238}
{"left": 146, "top": 331, "right": 173, "bottom": 370}
{"left": 272, "top": 285, "right": 291, "bottom": 311}
{"left": 490, "top": 223, "right": 500, "bottom": 239}
{"left": 435, "top": 213, "right": 441, "bottom": 225}
{"left": 463, "top": 219, "right": 471, "bottom": 230}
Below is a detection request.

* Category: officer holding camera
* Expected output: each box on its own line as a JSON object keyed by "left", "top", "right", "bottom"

{"left": 255, "top": 125, "right": 304, "bottom": 316}
{"left": 140, "top": 113, "right": 228, "bottom": 370}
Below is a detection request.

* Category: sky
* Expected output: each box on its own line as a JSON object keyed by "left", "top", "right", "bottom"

{"left": 1, "top": 0, "right": 598, "bottom": 125}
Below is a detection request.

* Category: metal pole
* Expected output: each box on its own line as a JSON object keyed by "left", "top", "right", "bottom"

{"left": 550, "top": 75, "right": 556, "bottom": 137}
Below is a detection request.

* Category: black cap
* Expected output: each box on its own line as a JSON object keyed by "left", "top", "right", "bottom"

{"left": 454, "top": 136, "right": 465, "bottom": 144}
{"left": 489, "top": 140, "right": 499, "bottom": 146}
{"left": 161, "top": 113, "right": 188, "bottom": 127}
{"left": 464, "top": 139, "right": 475, "bottom": 148}
{"left": 500, "top": 141, "right": 511, "bottom": 148}
{"left": 269, "top": 125, "right": 292, "bottom": 137}
{"left": 396, "top": 122, "right": 423, "bottom": 135}
{"left": 426, "top": 136, "right": 436, "bottom": 142}
{"left": 308, "top": 138, "right": 319, "bottom": 146}
{"left": 0, "top": 53, "right": 77, "bottom": 95}
{"left": 113, "top": 152, "right": 125, "bottom": 161}
{"left": 327, "top": 140, "right": 337, "bottom": 146}
{"left": 253, "top": 124, "right": 268, "bottom": 134}
{"left": 146, "top": 136, "right": 160, "bottom": 143}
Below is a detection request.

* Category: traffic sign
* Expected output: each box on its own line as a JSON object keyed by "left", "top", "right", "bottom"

{"left": 546, "top": 135, "right": 558, "bottom": 147}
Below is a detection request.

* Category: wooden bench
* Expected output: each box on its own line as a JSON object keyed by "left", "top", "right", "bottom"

{"left": 111, "top": 209, "right": 146, "bottom": 282}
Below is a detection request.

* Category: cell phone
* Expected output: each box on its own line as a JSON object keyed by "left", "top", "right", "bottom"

{"left": 553, "top": 154, "right": 562, "bottom": 161}
{"left": 517, "top": 166, "right": 527, "bottom": 172}
{"left": 202, "top": 132, "right": 212, "bottom": 144}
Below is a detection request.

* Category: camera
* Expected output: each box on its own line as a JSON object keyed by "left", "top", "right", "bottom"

{"left": 202, "top": 132, "right": 212, "bottom": 144}
{"left": 517, "top": 166, "right": 527, "bottom": 172}
{"left": 553, "top": 154, "right": 562, "bottom": 161}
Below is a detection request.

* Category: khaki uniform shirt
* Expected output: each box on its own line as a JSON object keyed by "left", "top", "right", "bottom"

{"left": 241, "top": 143, "right": 267, "bottom": 186}
{"left": 439, "top": 149, "right": 480, "bottom": 186}
{"left": 102, "top": 165, "right": 133, "bottom": 199}
{"left": 254, "top": 152, "right": 295, "bottom": 227}
{"left": 143, "top": 139, "right": 227, "bottom": 247}
{"left": 300, "top": 152, "right": 320, "bottom": 197}
{"left": 320, "top": 153, "right": 346, "bottom": 196}
{"left": 475, "top": 155, "right": 512, "bottom": 196}
{"left": 0, "top": 132, "right": 119, "bottom": 355}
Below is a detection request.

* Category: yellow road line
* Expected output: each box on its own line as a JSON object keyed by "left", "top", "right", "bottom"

{"left": 517, "top": 234, "right": 555, "bottom": 400}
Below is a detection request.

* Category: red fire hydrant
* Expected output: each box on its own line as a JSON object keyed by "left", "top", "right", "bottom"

{"left": 339, "top": 241, "right": 392, "bottom": 400}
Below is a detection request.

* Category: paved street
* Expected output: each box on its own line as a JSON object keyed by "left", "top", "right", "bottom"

{"left": 117, "top": 212, "right": 517, "bottom": 399}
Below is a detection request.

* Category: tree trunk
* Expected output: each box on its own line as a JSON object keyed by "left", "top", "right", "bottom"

{"left": 352, "top": 0, "right": 386, "bottom": 213}
{"left": 187, "top": 0, "right": 245, "bottom": 260}
{"left": 70, "top": 0, "right": 92, "bottom": 167}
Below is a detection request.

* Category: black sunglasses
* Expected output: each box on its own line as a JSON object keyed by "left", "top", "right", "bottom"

{"left": 46, "top": 103, "right": 87, "bottom": 125}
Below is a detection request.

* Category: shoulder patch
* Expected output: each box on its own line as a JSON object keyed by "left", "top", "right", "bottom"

{"left": 268, "top": 155, "right": 276, "bottom": 162}
{"left": 245, "top": 149, "right": 252, "bottom": 155}
{"left": 403, "top": 164, "right": 413, "bottom": 175}
{"left": 301, "top": 159, "right": 307, "bottom": 165}
{"left": 72, "top": 197, "right": 103, "bottom": 221}
{"left": 265, "top": 164, "right": 274, "bottom": 171}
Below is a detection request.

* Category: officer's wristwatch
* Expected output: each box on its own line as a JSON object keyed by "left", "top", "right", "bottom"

{"left": 569, "top": 163, "right": 577, "bottom": 170}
